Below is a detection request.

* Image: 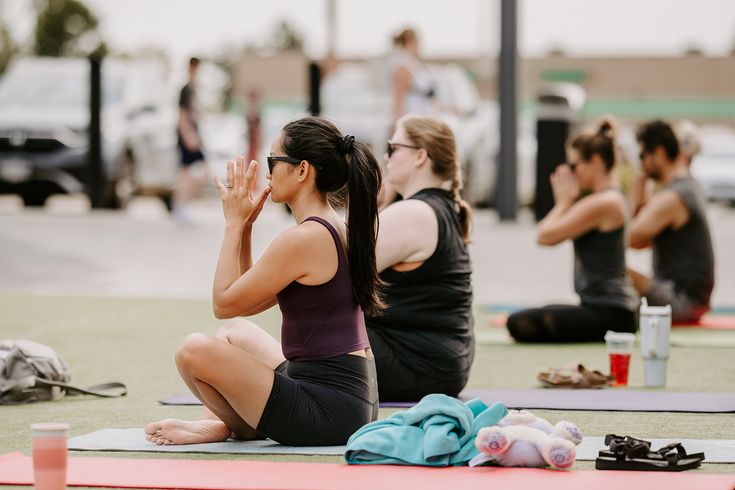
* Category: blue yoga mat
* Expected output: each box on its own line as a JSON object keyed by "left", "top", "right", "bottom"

{"left": 460, "top": 388, "right": 735, "bottom": 413}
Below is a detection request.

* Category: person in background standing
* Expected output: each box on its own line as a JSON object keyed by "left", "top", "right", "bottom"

{"left": 245, "top": 89, "right": 262, "bottom": 164}
{"left": 379, "top": 28, "right": 437, "bottom": 209}
{"left": 390, "top": 28, "right": 435, "bottom": 125}
{"left": 172, "top": 57, "right": 208, "bottom": 223}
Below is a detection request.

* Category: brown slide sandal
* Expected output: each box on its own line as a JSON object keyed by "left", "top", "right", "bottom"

{"left": 537, "top": 364, "right": 614, "bottom": 389}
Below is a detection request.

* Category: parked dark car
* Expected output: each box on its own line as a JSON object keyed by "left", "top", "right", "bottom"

{"left": 0, "top": 57, "right": 177, "bottom": 207}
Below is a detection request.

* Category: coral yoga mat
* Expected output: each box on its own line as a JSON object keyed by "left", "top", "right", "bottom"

{"left": 1, "top": 452, "right": 733, "bottom": 490}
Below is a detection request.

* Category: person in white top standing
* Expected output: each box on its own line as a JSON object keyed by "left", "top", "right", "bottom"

{"left": 381, "top": 28, "right": 437, "bottom": 208}
{"left": 391, "top": 28, "right": 436, "bottom": 123}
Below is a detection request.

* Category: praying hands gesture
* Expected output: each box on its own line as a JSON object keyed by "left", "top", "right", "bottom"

{"left": 550, "top": 164, "right": 580, "bottom": 208}
{"left": 214, "top": 156, "right": 271, "bottom": 228}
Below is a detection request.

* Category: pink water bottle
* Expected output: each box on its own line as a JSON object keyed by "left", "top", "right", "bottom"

{"left": 31, "top": 423, "right": 69, "bottom": 490}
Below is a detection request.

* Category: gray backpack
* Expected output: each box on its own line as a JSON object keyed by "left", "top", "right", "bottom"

{"left": 0, "top": 339, "right": 126, "bottom": 404}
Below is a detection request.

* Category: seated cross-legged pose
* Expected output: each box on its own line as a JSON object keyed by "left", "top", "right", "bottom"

{"left": 366, "top": 115, "right": 474, "bottom": 402}
{"left": 628, "top": 120, "right": 715, "bottom": 322}
{"left": 145, "top": 117, "right": 383, "bottom": 446}
{"left": 506, "top": 119, "right": 638, "bottom": 343}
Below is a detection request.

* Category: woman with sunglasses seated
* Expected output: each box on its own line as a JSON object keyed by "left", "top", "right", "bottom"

{"left": 365, "top": 115, "right": 474, "bottom": 402}
{"left": 145, "top": 117, "right": 382, "bottom": 446}
{"left": 506, "top": 118, "right": 638, "bottom": 343}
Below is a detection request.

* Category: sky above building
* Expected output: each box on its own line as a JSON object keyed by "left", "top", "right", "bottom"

{"left": 3, "top": 0, "right": 735, "bottom": 65}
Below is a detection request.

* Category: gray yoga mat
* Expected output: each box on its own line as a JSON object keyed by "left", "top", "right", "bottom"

{"left": 669, "top": 329, "right": 735, "bottom": 348}
{"left": 575, "top": 436, "right": 735, "bottom": 464}
{"left": 159, "top": 392, "right": 415, "bottom": 408}
{"left": 460, "top": 388, "right": 735, "bottom": 413}
{"left": 68, "top": 428, "right": 345, "bottom": 455}
{"left": 159, "top": 392, "right": 201, "bottom": 405}
{"left": 68, "top": 429, "right": 735, "bottom": 464}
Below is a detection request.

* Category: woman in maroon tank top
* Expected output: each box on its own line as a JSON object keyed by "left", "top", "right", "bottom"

{"left": 145, "top": 117, "right": 384, "bottom": 446}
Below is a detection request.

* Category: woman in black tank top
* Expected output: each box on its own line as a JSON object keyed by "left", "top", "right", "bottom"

{"left": 366, "top": 116, "right": 474, "bottom": 401}
{"left": 506, "top": 118, "right": 638, "bottom": 343}
{"left": 145, "top": 117, "right": 384, "bottom": 446}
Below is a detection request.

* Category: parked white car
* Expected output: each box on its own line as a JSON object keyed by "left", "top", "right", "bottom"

{"left": 321, "top": 61, "right": 510, "bottom": 206}
{"left": 690, "top": 126, "right": 735, "bottom": 205}
{"left": 0, "top": 57, "right": 177, "bottom": 207}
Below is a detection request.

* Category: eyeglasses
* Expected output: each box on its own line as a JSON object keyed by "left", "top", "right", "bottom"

{"left": 386, "top": 140, "right": 420, "bottom": 157}
{"left": 267, "top": 155, "right": 302, "bottom": 174}
{"left": 567, "top": 159, "right": 589, "bottom": 172}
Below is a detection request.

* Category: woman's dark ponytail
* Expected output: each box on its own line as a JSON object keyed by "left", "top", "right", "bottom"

{"left": 280, "top": 117, "right": 385, "bottom": 316}
{"left": 344, "top": 143, "right": 385, "bottom": 316}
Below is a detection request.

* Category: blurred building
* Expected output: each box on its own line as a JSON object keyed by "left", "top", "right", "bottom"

{"left": 232, "top": 51, "right": 309, "bottom": 102}
{"left": 519, "top": 51, "right": 735, "bottom": 123}
{"left": 231, "top": 51, "right": 735, "bottom": 124}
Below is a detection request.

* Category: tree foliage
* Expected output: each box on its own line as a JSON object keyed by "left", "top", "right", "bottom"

{"left": 0, "top": 21, "right": 13, "bottom": 74}
{"left": 33, "top": 0, "right": 106, "bottom": 57}
{"left": 270, "top": 20, "right": 304, "bottom": 52}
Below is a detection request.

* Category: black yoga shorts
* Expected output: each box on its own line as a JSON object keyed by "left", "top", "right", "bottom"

{"left": 367, "top": 327, "right": 469, "bottom": 403}
{"left": 178, "top": 141, "right": 205, "bottom": 166}
{"left": 256, "top": 353, "right": 378, "bottom": 446}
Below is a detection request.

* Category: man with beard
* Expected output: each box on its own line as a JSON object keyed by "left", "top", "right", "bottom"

{"left": 628, "top": 120, "right": 715, "bottom": 322}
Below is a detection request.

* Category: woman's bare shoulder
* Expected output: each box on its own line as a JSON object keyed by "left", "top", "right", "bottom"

{"left": 581, "top": 189, "right": 625, "bottom": 211}
{"left": 582, "top": 189, "right": 627, "bottom": 226}
{"left": 271, "top": 218, "right": 341, "bottom": 253}
{"left": 378, "top": 199, "right": 437, "bottom": 253}
{"left": 381, "top": 198, "right": 435, "bottom": 223}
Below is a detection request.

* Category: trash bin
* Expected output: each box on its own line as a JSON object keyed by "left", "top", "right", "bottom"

{"left": 533, "top": 82, "right": 585, "bottom": 221}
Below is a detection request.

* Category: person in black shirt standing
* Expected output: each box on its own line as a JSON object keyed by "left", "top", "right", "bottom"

{"left": 366, "top": 115, "right": 474, "bottom": 402}
{"left": 172, "top": 57, "right": 207, "bottom": 222}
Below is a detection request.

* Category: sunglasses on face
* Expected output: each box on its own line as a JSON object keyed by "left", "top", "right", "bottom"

{"left": 386, "top": 140, "right": 420, "bottom": 158}
{"left": 266, "top": 155, "right": 302, "bottom": 174}
{"left": 568, "top": 157, "right": 592, "bottom": 172}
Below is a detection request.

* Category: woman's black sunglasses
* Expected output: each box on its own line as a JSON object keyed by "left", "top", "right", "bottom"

{"left": 266, "top": 155, "right": 302, "bottom": 174}
{"left": 386, "top": 140, "right": 420, "bottom": 157}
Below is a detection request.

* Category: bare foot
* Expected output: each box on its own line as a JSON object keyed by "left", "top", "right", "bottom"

{"left": 144, "top": 418, "right": 231, "bottom": 445}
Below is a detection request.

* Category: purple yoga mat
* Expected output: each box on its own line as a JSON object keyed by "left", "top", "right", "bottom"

{"left": 162, "top": 389, "right": 735, "bottom": 413}
{"left": 460, "top": 388, "right": 735, "bottom": 413}
{"left": 159, "top": 393, "right": 414, "bottom": 408}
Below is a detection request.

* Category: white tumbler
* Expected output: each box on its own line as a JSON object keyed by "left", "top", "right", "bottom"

{"left": 639, "top": 298, "right": 672, "bottom": 388}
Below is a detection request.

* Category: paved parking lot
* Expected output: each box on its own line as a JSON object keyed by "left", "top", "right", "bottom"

{"left": 1, "top": 194, "right": 734, "bottom": 307}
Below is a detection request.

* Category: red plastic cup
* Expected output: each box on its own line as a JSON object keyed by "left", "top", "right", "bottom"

{"left": 604, "top": 331, "right": 635, "bottom": 387}
{"left": 609, "top": 352, "right": 631, "bottom": 386}
{"left": 31, "top": 423, "right": 69, "bottom": 490}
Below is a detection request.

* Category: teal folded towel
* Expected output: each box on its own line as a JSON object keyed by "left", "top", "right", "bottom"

{"left": 345, "top": 393, "right": 508, "bottom": 466}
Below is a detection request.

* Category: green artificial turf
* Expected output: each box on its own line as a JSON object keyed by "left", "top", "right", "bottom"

{"left": 0, "top": 293, "right": 733, "bottom": 481}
